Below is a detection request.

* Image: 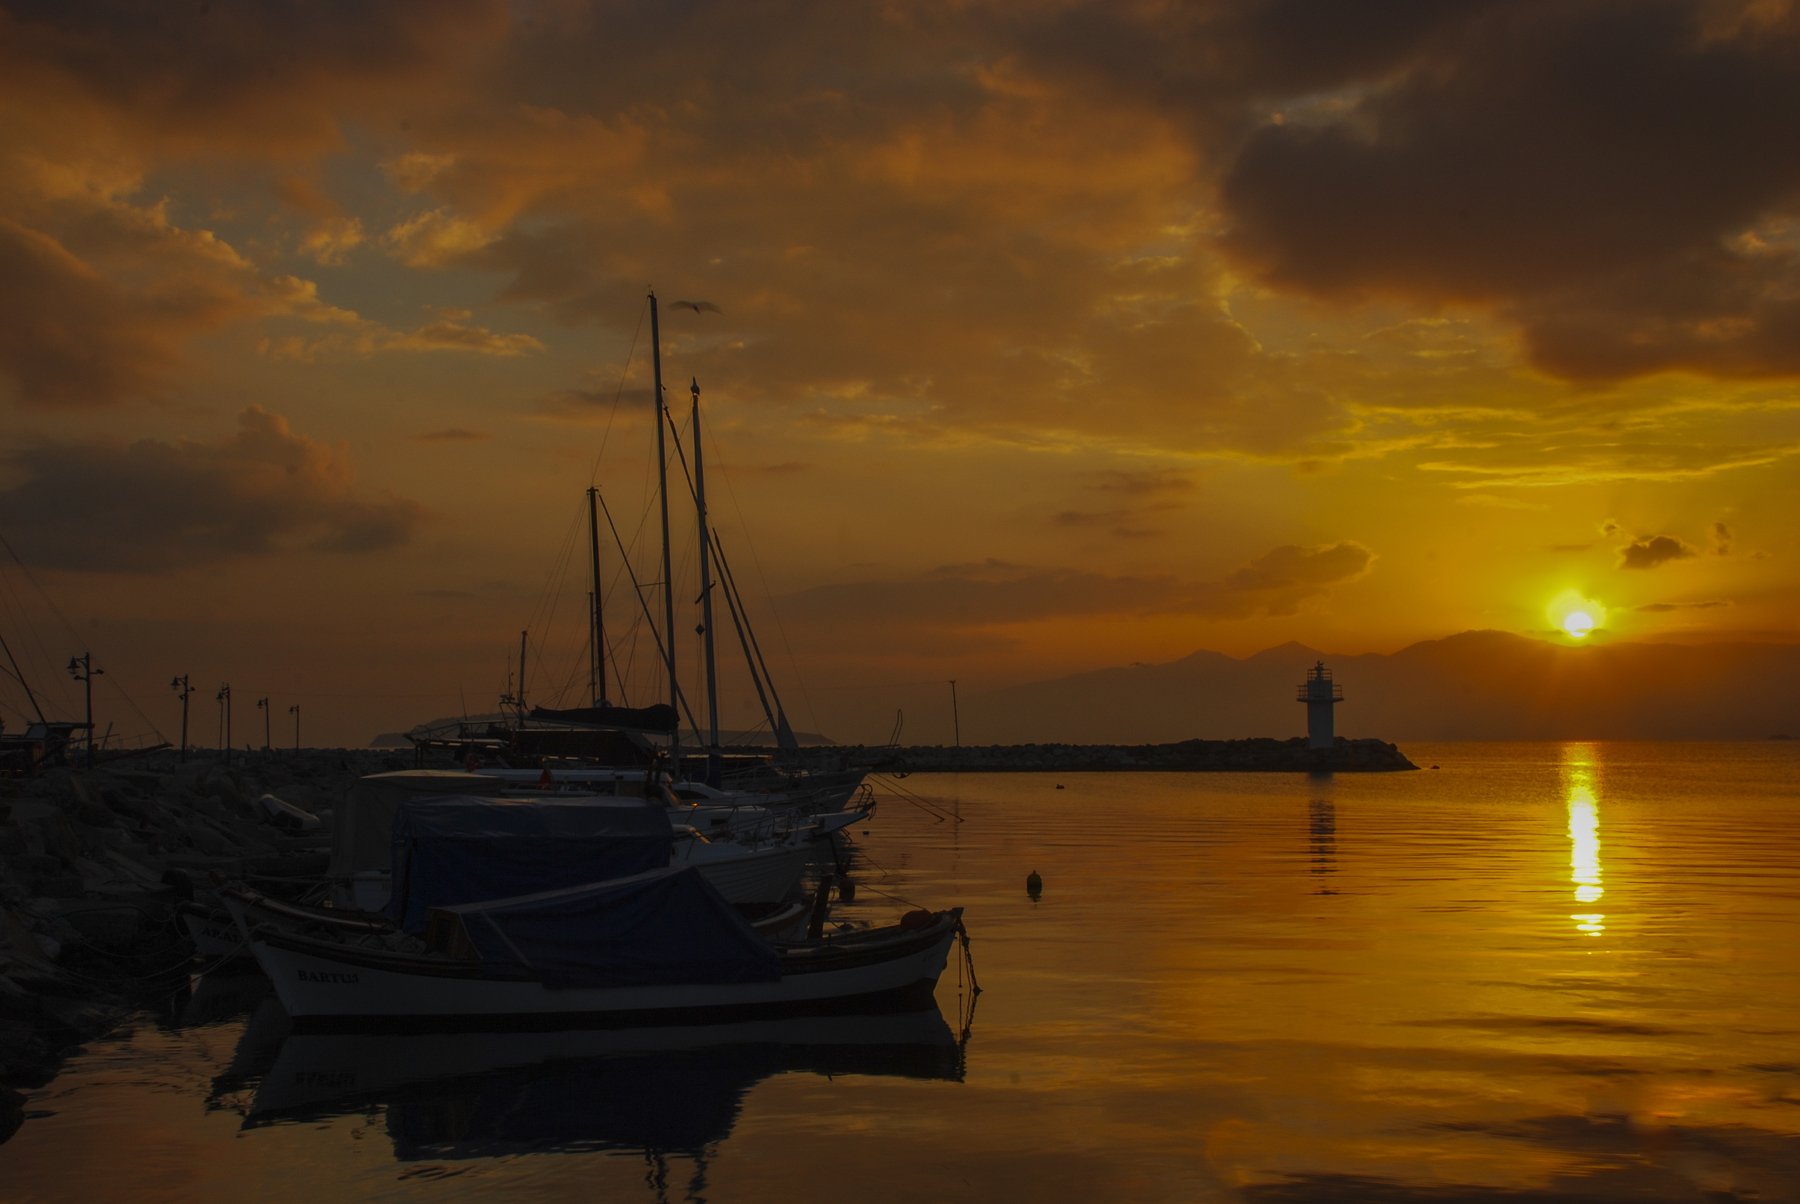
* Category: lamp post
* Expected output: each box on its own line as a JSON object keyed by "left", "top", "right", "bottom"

{"left": 67, "top": 653, "right": 102, "bottom": 768}
{"left": 216, "top": 683, "right": 232, "bottom": 764}
{"left": 288, "top": 703, "right": 300, "bottom": 752}
{"left": 170, "top": 674, "right": 193, "bottom": 762}
{"left": 256, "top": 696, "right": 270, "bottom": 754}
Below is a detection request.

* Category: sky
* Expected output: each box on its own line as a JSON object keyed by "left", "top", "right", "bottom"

{"left": 2, "top": 0, "right": 1798, "bottom": 748}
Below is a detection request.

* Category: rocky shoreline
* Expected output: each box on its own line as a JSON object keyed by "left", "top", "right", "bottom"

{"left": 0, "top": 748, "right": 412, "bottom": 1143}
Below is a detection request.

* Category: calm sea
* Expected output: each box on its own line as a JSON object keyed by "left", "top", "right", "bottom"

{"left": 4, "top": 741, "right": 1799, "bottom": 1202}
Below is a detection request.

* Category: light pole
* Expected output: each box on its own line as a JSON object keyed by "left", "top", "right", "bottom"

{"left": 216, "top": 683, "right": 232, "bottom": 764}
{"left": 67, "top": 653, "right": 103, "bottom": 768}
{"left": 256, "top": 696, "right": 270, "bottom": 754}
{"left": 288, "top": 703, "right": 300, "bottom": 752}
{"left": 170, "top": 674, "right": 193, "bottom": 762}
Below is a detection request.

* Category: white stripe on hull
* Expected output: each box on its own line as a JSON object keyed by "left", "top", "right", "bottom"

{"left": 679, "top": 841, "right": 810, "bottom": 904}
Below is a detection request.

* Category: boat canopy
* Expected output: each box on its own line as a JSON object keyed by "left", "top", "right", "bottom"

{"left": 528, "top": 703, "right": 679, "bottom": 732}
{"left": 387, "top": 795, "right": 672, "bottom": 934}
{"left": 435, "top": 865, "right": 782, "bottom": 988}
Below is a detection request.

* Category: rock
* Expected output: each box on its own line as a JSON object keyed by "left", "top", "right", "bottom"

{"left": 256, "top": 793, "right": 321, "bottom": 833}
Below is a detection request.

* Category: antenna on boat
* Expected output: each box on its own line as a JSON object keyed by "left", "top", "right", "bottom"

{"left": 586, "top": 486, "right": 609, "bottom": 707}
{"left": 649, "top": 289, "right": 681, "bottom": 766}
{"left": 691, "top": 377, "right": 723, "bottom": 787}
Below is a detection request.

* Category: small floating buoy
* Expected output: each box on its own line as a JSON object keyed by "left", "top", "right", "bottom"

{"left": 1026, "top": 869, "right": 1043, "bottom": 900}
{"left": 1055, "top": 783, "right": 1064, "bottom": 790}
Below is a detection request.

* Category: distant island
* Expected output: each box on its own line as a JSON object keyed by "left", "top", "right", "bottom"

{"left": 836, "top": 737, "right": 1416, "bottom": 774}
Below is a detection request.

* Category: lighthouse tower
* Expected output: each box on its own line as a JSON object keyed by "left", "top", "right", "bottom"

{"left": 1296, "top": 661, "right": 1344, "bottom": 749}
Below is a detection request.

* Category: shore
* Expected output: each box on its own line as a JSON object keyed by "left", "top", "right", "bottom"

{"left": 0, "top": 748, "right": 412, "bottom": 1141}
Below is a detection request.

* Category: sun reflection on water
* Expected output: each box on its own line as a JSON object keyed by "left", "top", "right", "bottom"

{"left": 1563, "top": 745, "right": 1605, "bottom": 936}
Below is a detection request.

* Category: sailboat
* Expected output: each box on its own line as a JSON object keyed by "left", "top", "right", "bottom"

{"left": 406, "top": 289, "right": 871, "bottom": 827}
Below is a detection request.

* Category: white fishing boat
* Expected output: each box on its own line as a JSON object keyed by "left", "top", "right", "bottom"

{"left": 249, "top": 865, "right": 965, "bottom": 1026}
{"left": 213, "top": 878, "right": 811, "bottom": 948}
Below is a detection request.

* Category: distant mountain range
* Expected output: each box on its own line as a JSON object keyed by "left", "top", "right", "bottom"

{"left": 961, "top": 631, "right": 1800, "bottom": 743}
{"left": 370, "top": 712, "right": 833, "bottom": 749}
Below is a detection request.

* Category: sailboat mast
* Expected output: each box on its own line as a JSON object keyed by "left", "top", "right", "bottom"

{"left": 649, "top": 290, "right": 680, "bottom": 763}
{"left": 586, "top": 486, "right": 608, "bottom": 706}
{"left": 691, "top": 378, "right": 722, "bottom": 786}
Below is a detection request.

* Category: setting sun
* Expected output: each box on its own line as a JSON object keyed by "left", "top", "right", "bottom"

{"left": 1547, "top": 590, "right": 1606, "bottom": 641}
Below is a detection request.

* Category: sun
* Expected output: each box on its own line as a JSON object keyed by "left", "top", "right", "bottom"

{"left": 1547, "top": 590, "right": 1606, "bottom": 640}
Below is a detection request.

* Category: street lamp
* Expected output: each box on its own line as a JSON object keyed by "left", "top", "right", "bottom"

{"left": 170, "top": 675, "right": 193, "bottom": 762}
{"left": 67, "top": 653, "right": 103, "bottom": 768}
{"left": 256, "top": 696, "right": 270, "bottom": 754}
{"left": 216, "top": 683, "right": 232, "bottom": 764}
{"left": 288, "top": 703, "right": 300, "bottom": 752}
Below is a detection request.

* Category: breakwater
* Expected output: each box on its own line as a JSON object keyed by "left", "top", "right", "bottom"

{"left": 844, "top": 736, "right": 1418, "bottom": 774}
{"left": 0, "top": 749, "right": 411, "bottom": 1141}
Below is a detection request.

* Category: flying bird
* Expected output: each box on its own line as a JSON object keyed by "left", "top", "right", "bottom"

{"left": 672, "top": 299, "right": 722, "bottom": 314}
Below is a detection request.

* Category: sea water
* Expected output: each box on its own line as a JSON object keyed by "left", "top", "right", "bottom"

{"left": 3, "top": 741, "right": 1798, "bottom": 1202}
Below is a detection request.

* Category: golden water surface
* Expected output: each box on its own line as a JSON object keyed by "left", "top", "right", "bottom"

{"left": 4, "top": 741, "right": 1798, "bottom": 1202}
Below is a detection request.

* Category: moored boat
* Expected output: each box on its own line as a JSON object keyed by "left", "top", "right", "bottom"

{"left": 249, "top": 865, "right": 965, "bottom": 1027}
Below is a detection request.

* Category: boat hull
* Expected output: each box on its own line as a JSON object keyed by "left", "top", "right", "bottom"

{"left": 250, "top": 909, "right": 963, "bottom": 1028}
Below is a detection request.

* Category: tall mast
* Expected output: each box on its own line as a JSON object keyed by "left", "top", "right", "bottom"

{"left": 691, "top": 377, "right": 722, "bottom": 786}
{"left": 649, "top": 290, "right": 680, "bottom": 762}
{"left": 586, "top": 486, "right": 608, "bottom": 706}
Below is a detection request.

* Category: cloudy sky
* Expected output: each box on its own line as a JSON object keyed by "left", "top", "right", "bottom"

{"left": 2, "top": 0, "right": 1797, "bottom": 747}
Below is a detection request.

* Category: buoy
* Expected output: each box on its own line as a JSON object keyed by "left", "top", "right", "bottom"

{"left": 1026, "top": 870, "right": 1042, "bottom": 900}
{"left": 1055, "top": 783, "right": 1064, "bottom": 790}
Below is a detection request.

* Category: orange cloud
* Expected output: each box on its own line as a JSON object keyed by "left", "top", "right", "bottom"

{"left": 0, "top": 408, "right": 425, "bottom": 571}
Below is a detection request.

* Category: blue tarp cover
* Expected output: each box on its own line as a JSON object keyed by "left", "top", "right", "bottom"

{"left": 387, "top": 795, "right": 672, "bottom": 934}
{"left": 439, "top": 865, "right": 783, "bottom": 988}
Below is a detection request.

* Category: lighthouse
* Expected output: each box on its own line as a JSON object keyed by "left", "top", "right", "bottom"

{"left": 1296, "top": 661, "right": 1343, "bottom": 749}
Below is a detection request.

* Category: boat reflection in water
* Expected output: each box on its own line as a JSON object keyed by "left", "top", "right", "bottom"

{"left": 1562, "top": 743, "right": 1605, "bottom": 936}
{"left": 240, "top": 1004, "right": 969, "bottom": 1170}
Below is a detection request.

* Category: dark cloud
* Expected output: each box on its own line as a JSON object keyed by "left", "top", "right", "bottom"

{"left": 1049, "top": 510, "right": 1161, "bottom": 540}
{"left": 1637, "top": 600, "right": 1729, "bottom": 612}
{"left": 414, "top": 428, "right": 490, "bottom": 442}
{"left": 776, "top": 541, "right": 1371, "bottom": 635}
{"left": 780, "top": 560, "right": 1176, "bottom": 630}
{"left": 1195, "top": 542, "right": 1374, "bottom": 617}
{"left": 1217, "top": 1, "right": 1800, "bottom": 382}
{"left": 0, "top": 0, "right": 507, "bottom": 160}
{"left": 0, "top": 408, "right": 426, "bottom": 571}
{"left": 0, "top": 216, "right": 183, "bottom": 406}
{"left": 1619, "top": 534, "right": 1696, "bottom": 570}
{"left": 1713, "top": 520, "right": 1733, "bottom": 554}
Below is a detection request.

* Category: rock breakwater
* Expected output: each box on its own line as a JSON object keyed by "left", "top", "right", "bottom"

{"left": 849, "top": 736, "right": 1417, "bottom": 774}
{"left": 0, "top": 749, "right": 410, "bottom": 1141}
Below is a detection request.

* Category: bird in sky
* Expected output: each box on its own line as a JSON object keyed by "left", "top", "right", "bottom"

{"left": 672, "top": 299, "right": 721, "bottom": 314}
